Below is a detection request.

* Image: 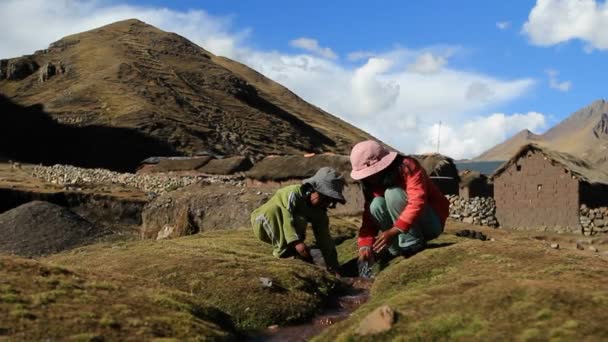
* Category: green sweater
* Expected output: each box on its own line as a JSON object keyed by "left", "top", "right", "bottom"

{"left": 251, "top": 184, "right": 338, "bottom": 269}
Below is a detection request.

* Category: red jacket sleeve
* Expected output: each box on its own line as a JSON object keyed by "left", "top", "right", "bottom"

{"left": 357, "top": 201, "right": 377, "bottom": 248}
{"left": 393, "top": 158, "right": 428, "bottom": 232}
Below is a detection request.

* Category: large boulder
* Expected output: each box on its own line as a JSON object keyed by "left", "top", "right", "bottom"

{"left": 0, "top": 201, "right": 107, "bottom": 257}
{"left": 141, "top": 183, "right": 269, "bottom": 239}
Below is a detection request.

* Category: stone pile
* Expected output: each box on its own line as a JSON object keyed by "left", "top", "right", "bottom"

{"left": 446, "top": 195, "right": 498, "bottom": 228}
{"left": 32, "top": 164, "right": 245, "bottom": 196}
{"left": 580, "top": 205, "right": 608, "bottom": 236}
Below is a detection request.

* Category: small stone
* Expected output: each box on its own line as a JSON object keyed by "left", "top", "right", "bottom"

{"left": 259, "top": 277, "right": 273, "bottom": 288}
{"left": 588, "top": 246, "right": 599, "bottom": 253}
{"left": 268, "top": 325, "right": 279, "bottom": 331}
{"left": 550, "top": 243, "right": 559, "bottom": 249}
{"left": 355, "top": 305, "right": 395, "bottom": 336}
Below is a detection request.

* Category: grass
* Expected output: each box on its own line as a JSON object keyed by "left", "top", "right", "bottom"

{"left": 3, "top": 217, "right": 608, "bottom": 340}
{"left": 0, "top": 255, "right": 235, "bottom": 340}
{"left": 313, "top": 223, "right": 608, "bottom": 341}
{"left": 45, "top": 227, "right": 346, "bottom": 332}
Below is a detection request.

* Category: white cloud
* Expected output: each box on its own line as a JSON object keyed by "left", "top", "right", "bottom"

{"left": 289, "top": 37, "right": 338, "bottom": 59}
{"left": 496, "top": 21, "right": 511, "bottom": 30}
{"left": 416, "top": 112, "right": 547, "bottom": 159}
{"left": 0, "top": 0, "right": 247, "bottom": 59}
{"left": 406, "top": 52, "right": 447, "bottom": 74}
{"left": 0, "top": 0, "right": 538, "bottom": 159}
{"left": 523, "top": 0, "right": 608, "bottom": 50}
{"left": 546, "top": 69, "right": 572, "bottom": 91}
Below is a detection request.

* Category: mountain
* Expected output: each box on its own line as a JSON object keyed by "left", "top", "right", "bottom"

{"left": 0, "top": 19, "right": 374, "bottom": 170}
{"left": 474, "top": 129, "right": 543, "bottom": 161}
{"left": 474, "top": 100, "right": 608, "bottom": 169}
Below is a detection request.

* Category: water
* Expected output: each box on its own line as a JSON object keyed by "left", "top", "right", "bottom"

{"left": 250, "top": 277, "right": 372, "bottom": 342}
{"left": 455, "top": 161, "right": 505, "bottom": 175}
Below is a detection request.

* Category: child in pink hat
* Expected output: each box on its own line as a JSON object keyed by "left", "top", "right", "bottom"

{"left": 349, "top": 140, "right": 449, "bottom": 266}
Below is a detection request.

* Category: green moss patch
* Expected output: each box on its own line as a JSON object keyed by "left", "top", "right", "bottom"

{"left": 0, "top": 255, "right": 234, "bottom": 340}
{"left": 314, "top": 229, "right": 608, "bottom": 341}
{"left": 46, "top": 228, "right": 342, "bottom": 331}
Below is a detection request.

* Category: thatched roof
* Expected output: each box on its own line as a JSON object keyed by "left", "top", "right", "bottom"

{"left": 491, "top": 144, "right": 608, "bottom": 185}
{"left": 246, "top": 154, "right": 353, "bottom": 182}
{"left": 459, "top": 170, "right": 488, "bottom": 187}
{"left": 139, "top": 156, "right": 212, "bottom": 172}
{"left": 411, "top": 153, "right": 460, "bottom": 183}
{"left": 197, "top": 156, "right": 253, "bottom": 175}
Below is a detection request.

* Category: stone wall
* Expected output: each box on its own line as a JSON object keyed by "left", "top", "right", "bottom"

{"left": 580, "top": 205, "right": 608, "bottom": 236}
{"left": 446, "top": 195, "right": 498, "bottom": 228}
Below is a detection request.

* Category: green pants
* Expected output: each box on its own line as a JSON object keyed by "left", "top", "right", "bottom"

{"left": 369, "top": 187, "right": 442, "bottom": 256}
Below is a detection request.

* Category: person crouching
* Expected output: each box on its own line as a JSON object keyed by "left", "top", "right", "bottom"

{"left": 251, "top": 167, "right": 345, "bottom": 273}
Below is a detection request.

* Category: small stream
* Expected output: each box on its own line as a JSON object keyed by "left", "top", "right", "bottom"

{"left": 251, "top": 277, "right": 372, "bottom": 342}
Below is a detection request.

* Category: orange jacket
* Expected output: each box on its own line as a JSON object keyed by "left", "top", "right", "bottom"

{"left": 358, "top": 157, "right": 450, "bottom": 248}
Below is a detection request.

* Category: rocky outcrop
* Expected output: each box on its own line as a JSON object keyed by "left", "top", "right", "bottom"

{"left": 0, "top": 59, "right": 7, "bottom": 79}
{"left": 141, "top": 183, "right": 269, "bottom": 239}
{"left": 38, "top": 61, "right": 66, "bottom": 83}
{"left": 1, "top": 56, "right": 39, "bottom": 80}
{"left": 447, "top": 195, "right": 498, "bottom": 227}
{"left": 593, "top": 113, "right": 608, "bottom": 139}
{"left": 580, "top": 205, "right": 608, "bottom": 236}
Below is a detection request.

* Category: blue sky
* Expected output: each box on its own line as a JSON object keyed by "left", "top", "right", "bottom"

{"left": 1, "top": 0, "right": 607, "bottom": 158}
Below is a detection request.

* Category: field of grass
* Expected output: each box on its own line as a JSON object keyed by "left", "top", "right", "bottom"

{"left": 2, "top": 216, "right": 608, "bottom": 341}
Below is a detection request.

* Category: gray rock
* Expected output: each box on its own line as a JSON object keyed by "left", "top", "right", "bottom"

{"left": 550, "top": 243, "right": 560, "bottom": 249}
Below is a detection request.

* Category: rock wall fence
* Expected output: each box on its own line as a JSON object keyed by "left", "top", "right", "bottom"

{"left": 447, "top": 195, "right": 608, "bottom": 235}
{"left": 446, "top": 195, "right": 499, "bottom": 228}
{"left": 580, "top": 205, "right": 608, "bottom": 236}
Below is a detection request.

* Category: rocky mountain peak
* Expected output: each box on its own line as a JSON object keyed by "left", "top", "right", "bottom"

{"left": 593, "top": 112, "right": 608, "bottom": 139}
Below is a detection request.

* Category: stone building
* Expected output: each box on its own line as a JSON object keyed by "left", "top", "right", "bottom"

{"left": 491, "top": 144, "right": 608, "bottom": 233}
{"left": 411, "top": 153, "right": 460, "bottom": 196}
{"left": 458, "top": 170, "right": 493, "bottom": 199}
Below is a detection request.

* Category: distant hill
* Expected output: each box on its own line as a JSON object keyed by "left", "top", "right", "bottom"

{"left": 474, "top": 100, "right": 608, "bottom": 170}
{"left": 0, "top": 19, "right": 376, "bottom": 170}
{"left": 474, "top": 129, "right": 543, "bottom": 162}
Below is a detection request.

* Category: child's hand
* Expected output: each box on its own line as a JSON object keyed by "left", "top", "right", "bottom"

{"left": 294, "top": 241, "right": 313, "bottom": 263}
{"left": 373, "top": 227, "right": 401, "bottom": 253}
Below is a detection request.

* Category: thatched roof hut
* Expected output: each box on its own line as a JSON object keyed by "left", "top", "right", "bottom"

{"left": 137, "top": 156, "right": 212, "bottom": 173}
{"left": 491, "top": 143, "right": 608, "bottom": 232}
{"left": 246, "top": 154, "right": 353, "bottom": 183}
{"left": 196, "top": 156, "right": 253, "bottom": 175}
{"left": 458, "top": 170, "right": 492, "bottom": 199}
{"left": 491, "top": 144, "right": 608, "bottom": 185}
{"left": 411, "top": 153, "right": 460, "bottom": 195}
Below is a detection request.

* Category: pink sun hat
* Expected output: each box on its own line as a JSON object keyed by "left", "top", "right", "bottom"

{"left": 349, "top": 140, "right": 398, "bottom": 180}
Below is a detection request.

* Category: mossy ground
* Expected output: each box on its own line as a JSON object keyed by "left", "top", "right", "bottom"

{"left": 0, "top": 255, "right": 233, "bottom": 341}
{"left": 3, "top": 216, "right": 608, "bottom": 341}
{"left": 44, "top": 222, "right": 359, "bottom": 332}
{"left": 314, "top": 222, "right": 608, "bottom": 341}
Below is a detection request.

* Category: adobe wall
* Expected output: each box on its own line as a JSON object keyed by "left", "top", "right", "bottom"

{"left": 494, "top": 151, "right": 580, "bottom": 232}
